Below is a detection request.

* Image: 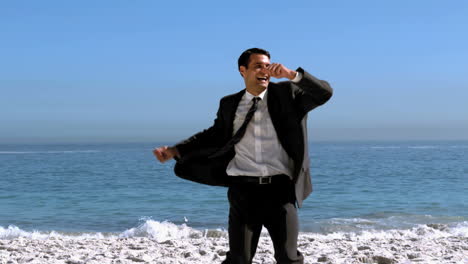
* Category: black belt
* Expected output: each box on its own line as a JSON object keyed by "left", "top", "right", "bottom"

{"left": 229, "top": 174, "right": 290, "bottom": 185}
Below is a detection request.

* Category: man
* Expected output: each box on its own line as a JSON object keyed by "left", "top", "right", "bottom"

{"left": 153, "top": 48, "right": 333, "bottom": 264}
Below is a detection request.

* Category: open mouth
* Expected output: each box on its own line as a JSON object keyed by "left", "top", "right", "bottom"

{"left": 257, "top": 77, "right": 268, "bottom": 82}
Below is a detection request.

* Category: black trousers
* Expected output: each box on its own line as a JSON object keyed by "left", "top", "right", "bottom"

{"left": 223, "top": 178, "right": 304, "bottom": 264}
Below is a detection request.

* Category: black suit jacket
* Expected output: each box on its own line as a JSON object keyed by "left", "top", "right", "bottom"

{"left": 174, "top": 68, "right": 332, "bottom": 207}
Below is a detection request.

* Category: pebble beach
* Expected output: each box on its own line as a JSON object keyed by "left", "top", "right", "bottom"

{"left": 1, "top": 223, "right": 467, "bottom": 264}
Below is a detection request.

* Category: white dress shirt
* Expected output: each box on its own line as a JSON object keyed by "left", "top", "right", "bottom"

{"left": 226, "top": 72, "right": 302, "bottom": 178}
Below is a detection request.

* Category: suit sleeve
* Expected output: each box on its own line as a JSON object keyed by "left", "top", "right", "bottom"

{"left": 174, "top": 99, "right": 226, "bottom": 158}
{"left": 292, "top": 67, "right": 333, "bottom": 117}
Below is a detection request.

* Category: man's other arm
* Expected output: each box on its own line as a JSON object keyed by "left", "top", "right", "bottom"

{"left": 266, "top": 63, "right": 333, "bottom": 116}
{"left": 291, "top": 67, "right": 333, "bottom": 116}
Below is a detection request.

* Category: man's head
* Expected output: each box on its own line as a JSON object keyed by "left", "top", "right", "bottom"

{"left": 238, "top": 48, "right": 271, "bottom": 71}
{"left": 238, "top": 48, "right": 271, "bottom": 95}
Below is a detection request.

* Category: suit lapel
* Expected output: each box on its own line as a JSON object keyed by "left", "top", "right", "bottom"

{"left": 223, "top": 89, "right": 245, "bottom": 140}
{"left": 266, "top": 83, "right": 304, "bottom": 180}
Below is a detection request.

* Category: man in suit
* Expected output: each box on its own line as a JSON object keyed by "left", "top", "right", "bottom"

{"left": 153, "top": 48, "right": 333, "bottom": 264}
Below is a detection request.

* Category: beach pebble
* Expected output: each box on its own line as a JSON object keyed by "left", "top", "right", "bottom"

{"left": 66, "top": 257, "right": 84, "bottom": 264}
{"left": 407, "top": 253, "right": 420, "bottom": 259}
{"left": 317, "top": 255, "right": 328, "bottom": 262}
{"left": 126, "top": 255, "right": 146, "bottom": 262}
{"left": 357, "top": 246, "right": 371, "bottom": 251}
{"left": 372, "top": 256, "right": 395, "bottom": 264}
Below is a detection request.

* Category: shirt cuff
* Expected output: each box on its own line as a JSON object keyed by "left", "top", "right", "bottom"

{"left": 291, "top": 71, "right": 303, "bottom": 83}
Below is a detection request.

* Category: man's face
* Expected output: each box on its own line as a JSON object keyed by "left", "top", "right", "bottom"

{"left": 240, "top": 54, "right": 271, "bottom": 93}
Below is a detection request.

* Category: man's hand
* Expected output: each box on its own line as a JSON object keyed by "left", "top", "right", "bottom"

{"left": 267, "top": 63, "right": 297, "bottom": 80}
{"left": 153, "top": 146, "right": 179, "bottom": 163}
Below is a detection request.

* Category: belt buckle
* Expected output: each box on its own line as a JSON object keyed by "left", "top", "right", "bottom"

{"left": 259, "top": 176, "right": 272, "bottom": 184}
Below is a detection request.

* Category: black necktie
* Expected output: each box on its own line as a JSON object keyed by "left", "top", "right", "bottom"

{"left": 209, "top": 97, "right": 260, "bottom": 158}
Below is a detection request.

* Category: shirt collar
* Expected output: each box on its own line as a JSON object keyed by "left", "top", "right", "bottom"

{"left": 245, "top": 88, "right": 267, "bottom": 101}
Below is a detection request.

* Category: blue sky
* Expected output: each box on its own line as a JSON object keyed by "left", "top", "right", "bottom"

{"left": 1, "top": 1, "right": 467, "bottom": 143}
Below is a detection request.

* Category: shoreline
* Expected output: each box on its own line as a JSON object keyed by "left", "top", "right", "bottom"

{"left": 1, "top": 224, "right": 467, "bottom": 264}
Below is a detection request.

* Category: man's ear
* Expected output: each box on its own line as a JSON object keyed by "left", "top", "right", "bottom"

{"left": 239, "top": 66, "right": 246, "bottom": 77}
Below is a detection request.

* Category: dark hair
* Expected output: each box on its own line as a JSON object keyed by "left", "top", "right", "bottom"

{"left": 238, "top": 48, "right": 270, "bottom": 71}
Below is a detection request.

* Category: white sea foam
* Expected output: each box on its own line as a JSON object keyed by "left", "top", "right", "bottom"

{"left": 0, "top": 225, "right": 51, "bottom": 240}
{"left": 1, "top": 220, "right": 467, "bottom": 241}
{"left": 451, "top": 221, "right": 468, "bottom": 237}
{"left": 0, "top": 225, "right": 105, "bottom": 240}
{"left": 0, "top": 220, "right": 222, "bottom": 241}
{"left": 119, "top": 220, "right": 203, "bottom": 242}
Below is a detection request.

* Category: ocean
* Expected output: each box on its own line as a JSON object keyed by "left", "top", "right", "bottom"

{"left": 1, "top": 141, "right": 467, "bottom": 240}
